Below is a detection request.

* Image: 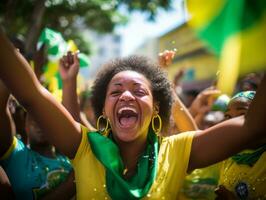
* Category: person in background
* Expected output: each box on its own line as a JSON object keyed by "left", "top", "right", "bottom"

{"left": 216, "top": 90, "right": 266, "bottom": 199}
{"left": 0, "top": 78, "right": 75, "bottom": 199}
{"left": 188, "top": 87, "right": 221, "bottom": 129}
{"left": 7, "top": 95, "right": 28, "bottom": 145}
{"left": 238, "top": 73, "right": 263, "bottom": 92}
{"left": 192, "top": 93, "right": 230, "bottom": 130}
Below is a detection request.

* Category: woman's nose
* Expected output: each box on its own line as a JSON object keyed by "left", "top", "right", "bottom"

{"left": 119, "top": 90, "right": 135, "bottom": 101}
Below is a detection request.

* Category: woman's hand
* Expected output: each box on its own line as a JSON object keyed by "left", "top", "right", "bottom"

{"left": 189, "top": 87, "right": 221, "bottom": 118}
{"left": 59, "top": 51, "right": 79, "bottom": 81}
{"left": 158, "top": 50, "right": 176, "bottom": 68}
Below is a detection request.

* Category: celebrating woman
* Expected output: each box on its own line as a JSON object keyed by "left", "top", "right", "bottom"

{"left": 0, "top": 30, "right": 265, "bottom": 199}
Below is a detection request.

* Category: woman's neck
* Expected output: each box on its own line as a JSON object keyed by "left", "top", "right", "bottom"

{"left": 117, "top": 135, "right": 148, "bottom": 179}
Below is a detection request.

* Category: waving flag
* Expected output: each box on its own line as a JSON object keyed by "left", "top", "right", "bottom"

{"left": 36, "top": 28, "right": 90, "bottom": 101}
{"left": 187, "top": 0, "right": 266, "bottom": 95}
{"left": 37, "top": 28, "right": 67, "bottom": 61}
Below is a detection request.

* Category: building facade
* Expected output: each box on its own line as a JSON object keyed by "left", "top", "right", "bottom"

{"left": 159, "top": 22, "right": 219, "bottom": 91}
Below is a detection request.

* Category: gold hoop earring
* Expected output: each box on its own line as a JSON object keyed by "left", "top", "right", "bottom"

{"left": 96, "top": 115, "right": 109, "bottom": 134}
{"left": 152, "top": 114, "right": 162, "bottom": 135}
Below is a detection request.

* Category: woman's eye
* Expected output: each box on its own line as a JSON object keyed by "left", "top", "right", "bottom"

{"left": 110, "top": 91, "right": 121, "bottom": 96}
{"left": 134, "top": 90, "right": 146, "bottom": 96}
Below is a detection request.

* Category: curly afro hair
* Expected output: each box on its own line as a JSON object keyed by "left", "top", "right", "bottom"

{"left": 91, "top": 55, "right": 173, "bottom": 131}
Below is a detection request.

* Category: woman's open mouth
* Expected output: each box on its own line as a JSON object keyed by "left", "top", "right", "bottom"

{"left": 117, "top": 107, "right": 138, "bottom": 128}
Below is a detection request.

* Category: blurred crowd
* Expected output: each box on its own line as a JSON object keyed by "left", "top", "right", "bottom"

{"left": 0, "top": 23, "right": 265, "bottom": 200}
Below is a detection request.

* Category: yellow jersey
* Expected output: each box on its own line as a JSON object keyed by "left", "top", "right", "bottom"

{"left": 71, "top": 127, "right": 194, "bottom": 199}
{"left": 219, "top": 150, "right": 266, "bottom": 199}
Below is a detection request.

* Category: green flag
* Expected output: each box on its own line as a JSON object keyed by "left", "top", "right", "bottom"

{"left": 187, "top": 0, "right": 266, "bottom": 95}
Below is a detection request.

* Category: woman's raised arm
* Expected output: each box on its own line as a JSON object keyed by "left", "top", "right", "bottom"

{"left": 0, "top": 30, "right": 81, "bottom": 159}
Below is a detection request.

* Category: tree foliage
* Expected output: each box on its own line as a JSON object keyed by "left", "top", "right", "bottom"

{"left": 0, "top": 0, "right": 172, "bottom": 54}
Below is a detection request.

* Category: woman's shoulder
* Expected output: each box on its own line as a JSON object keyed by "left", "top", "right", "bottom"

{"left": 158, "top": 131, "right": 198, "bottom": 157}
{"left": 71, "top": 125, "right": 96, "bottom": 164}
{"left": 162, "top": 131, "right": 197, "bottom": 143}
